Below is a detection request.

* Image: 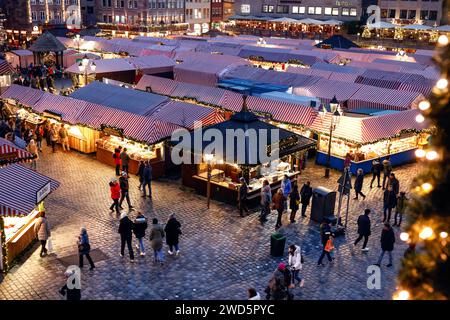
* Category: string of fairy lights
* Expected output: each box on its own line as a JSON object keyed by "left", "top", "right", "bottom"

{"left": 392, "top": 33, "right": 449, "bottom": 300}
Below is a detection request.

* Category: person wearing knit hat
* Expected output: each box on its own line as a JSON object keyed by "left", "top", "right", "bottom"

{"left": 278, "top": 262, "right": 286, "bottom": 270}
{"left": 265, "top": 262, "right": 291, "bottom": 300}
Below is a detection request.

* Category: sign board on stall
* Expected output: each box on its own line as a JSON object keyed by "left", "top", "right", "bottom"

{"left": 0, "top": 151, "right": 18, "bottom": 161}
{"left": 101, "top": 124, "right": 124, "bottom": 138}
{"left": 36, "top": 181, "right": 51, "bottom": 204}
{"left": 43, "top": 110, "right": 63, "bottom": 121}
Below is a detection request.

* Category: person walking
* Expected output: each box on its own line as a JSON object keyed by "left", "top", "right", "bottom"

{"left": 375, "top": 223, "right": 395, "bottom": 267}
{"left": 44, "top": 120, "right": 51, "bottom": 147}
{"left": 120, "top": 148, "right": 130, "bottom": 174}
{"left": 109, "top": 178, "right": 121, "bottom": 214}
{"left": 289, "top": 184, "right": 300, "bottom": 223}
{"left": 113, "top": 146, "right": 122, "bottom": 176}
{"left": 119, "top": 172, "right": 133, "bottom": 210}
{"left": 59, "top": 268, "right": 81, "bottom": 300}
{"left": 150, "top": 218, "right": 165, "bottom": 265}
{"left": 370, "top": 158, "right": 382, "bottom": 188}
{"left": 281, "top": 174, "right": 292, "bottom": 211}
{"left": 50, "top": 124, "right": 59, "bottom": 152}
{"left": 35, "top": 124, "right": 43, "bottom": 152}
{"left": 394, "top": 192, "right": 408, "bottom": 227}
{"left": 382, "top": 156, "right": 392, "bottom": 189}
{"left": 354, "top": 209, "right": 371, "bottom": 251}
{"left": 118, "top": 212, "right": 135, "bottom": 262}
{"left": 299, "top": 181, "right": 312, "bottom": 218}
{"left": 27, "top": 139, "right": 39, "bottom": 171}
{"left": 317, "top": 220, "right": 333, "bottom": 266}
{"left": 353, "top": 168, "right": 366, "bottom": 200}
{"left": 136, "top": 161, "right": 145, "bottom": 190}
{"left": 34, "top": 211, "right": 51, "bottom": 257}
{"left": 265, "top": 263, "right": 291, "bottom": 300}
{"left": 238, "top": 177, "right": 249, "bottom": 217}
{"left": 133, "top": 212, "right": 148, "bottom": 257}
{"left": 164, "top": 213, "right": 182, "bottom": 256}
{"left": 78, "top": 227, "right": 95, "bottom": 270}
{"left": 288, "top": 244, "right": 304, "bottom": 288}
{"left": 272, "top": 188, "right": 286, "bottom": 229}
{"left": 59, "top": 124, "right": 70, "bottom": 151}
{"left": 259, "top": 180, "right": 271, "bottom": 225}
{"left": 387, "top": 173, "right": 400, "bottom": 196}
{"left": 383, "top": 185, "right": 397, "bottom": 223}
{"left": 344, "top": 152, "right": 351, "bottom": 170}
{"left": 142, "top": 161, "right": 152, "bottom": 198}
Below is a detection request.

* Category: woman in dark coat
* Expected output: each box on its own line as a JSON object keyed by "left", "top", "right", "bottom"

{"left": 118, "top": 212, "right": 135, "bottom": 262}
{"left": 78, "top": 228, "right": 95, "bottom": 270}
{"left": 164, "top": 213, "right": 182, "bottom": 255}
{"left": 375, "top": 223, "right": 395, "bottom": 267}
{"left": 289, "top": 184, "right": 300, "bottom": 223}
{"left": 353, "top": 168, "right": 366, "bottom": 200}
{"left": 133, "top": 212, "right": 148, "bottom": 256}
{"left": 383, "top": 186, "right": 397, "bottom": 223}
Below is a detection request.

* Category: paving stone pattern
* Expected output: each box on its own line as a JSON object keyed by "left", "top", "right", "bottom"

{"left": 0, "top": 145, "right": 422, "bottom": 300}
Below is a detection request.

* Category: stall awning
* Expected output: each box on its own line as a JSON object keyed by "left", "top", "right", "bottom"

{"left": 126, "top": 55, "right": 176, "bottom": 74}
{"left": 135, "top": 74, "right": 179, "bottom": 95}
{"left": 0, "top": 59, "right": 15, "bottom": 75}
{"left": 34, "top": 92, "right": 89, "bottom": 124}
{"left": 0, "top": 138, "right": 34, "bottom": 165}
{"left": 1, "top": 84, "right": 45, "bottom": 108}
{"left": 0, "top": 164, "right": 60, "bottom": 216}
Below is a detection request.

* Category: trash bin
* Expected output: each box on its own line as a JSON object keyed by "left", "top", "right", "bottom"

{"left": 311, "top": 187, "right": 336, "bottom": 222}
{"left": 270, "top": 233, "right": 286, "bottom": 257}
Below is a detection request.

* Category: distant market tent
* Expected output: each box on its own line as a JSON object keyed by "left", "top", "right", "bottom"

{"left": 269, "top": 17, "right": 300, "bottom": 23}
{"left": 401, "top": 24, "right": 432, "bottom": 31}
{"left": 323, "top": 19, "right": 343, "bottom": 26}
{"left": 297, "top": 18, "right": 323, "bottom": 25}
{"left": 436, "top": 25, "right": 450, "bottom": 32}
{"left": 315, "top": 35, "right": 359, "bottom": 49}
{"left": 367, "top": 21, "right": 397, "bottom": 29}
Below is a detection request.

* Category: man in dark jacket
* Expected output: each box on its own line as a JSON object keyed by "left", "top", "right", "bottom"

{"left": 142, "top": 161, "right": 152, "bottom": 198}
{"left": 238, "top": 177, "right": 249, "bottom": 217}
{"left": 120, "top": 148, "right": 130, "bottom": 173}
{"left": 388, "top": 173, "right": 400, "bottom": 196}
{"left": 300, "top": 181, "right": 312, "bottom": 217}
{"left": 164, "top": 213, "right": 182, "bottom": 255}
{"left": 383, "top": 185, "right": 397, "bottom": 223}
{"left": 119, "top": 212, "right": 135, "bottom": 262}
{"left": 375, "top": 223, "right": 395, "bottom": 267}
{"left": 370, "top": 158, "right": 381, "bottom": 188}
{"left": 136, "top": 161, "right": 145, "bottom": 190}
{"left": 354, "top": 209, "right": 371, "bottom": 251}
{"left": 119, "top": 172, "right": 133, "bottom": 210}
{"left": 353, "top": 168, "right": 366, "bottom": 200}
{"left": 133, "top": 212, "right": 148, "bottom": 256}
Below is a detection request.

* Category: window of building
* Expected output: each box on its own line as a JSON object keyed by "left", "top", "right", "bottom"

{"left": 87, "top": 6, "right": 94, "bottom": 14}
{"left": 39, "top": 11, "right": 45, "bottom": 21}
{"left": 55, "top": 0, "right": 61, "bottom": 4}
{"left": 399, "top": 10, "right": 407, "bottom": 19}
{"left": 332, "top": 8, "right": 339, "bottom": 16}
{"left": 30, "top": 0, "right": 36, "bottom": 4}
{"left": 103, "top": 15, "right": 107, "bottom": 22}
{"left": 241, "top": 4, "right": 250, "bottom": 14}
{"left": 389, "top": 9, "right": 396, "bottom": 19}
{"left": 324, "top": 7, "right": 332, "bottom": 15}
{"left": 350, "top": 8, "right": 357, "bottom": 16}
{"left": 341, "top": 8, "right": 349, "bottom": 16}
{"left": 262, "top": 5, "right": 274, "bottom": 13}
{"left": 48, "top": 0, "right": 53, "bottom": 4}
{"left": 381, "top": 9, "right": 387, "bottom": 18}
{"left": 408, "top": 10, "right": 416, "bottom": 19}
{"left": 31, "top": 11, "right": 37, "bottom": 21}
{"left": 420, "top": 10, "right": 428, "bottom": 20}
{"left": 315, "top": 7, "right": 322, "bottom": 15}
{"left": 308, "top": 7, "right": 315, "bottom": 14}
{"left": 277, "top": 5, "right": 289, "bottom": 14}
{"left": 429, "top": 10, "right": 437, "bottom": 20}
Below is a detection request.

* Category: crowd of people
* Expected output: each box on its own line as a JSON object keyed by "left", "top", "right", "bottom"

{"left": 13, "top": 63, "right": 60, "bottom": 93}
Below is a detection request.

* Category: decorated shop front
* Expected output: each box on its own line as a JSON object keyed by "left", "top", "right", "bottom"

{"left": 0, "top": 164, "right": 60, "bottom": 272}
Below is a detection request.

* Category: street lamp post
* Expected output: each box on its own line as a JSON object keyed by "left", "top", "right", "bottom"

{"left": 77, "top": 54, "right": 96, "bottom": 87}
{"left": 204, "top": 153, "right": 214, "bottom": 209}
{"left": 324, "top": 95, "right": 341, "bottom": 178}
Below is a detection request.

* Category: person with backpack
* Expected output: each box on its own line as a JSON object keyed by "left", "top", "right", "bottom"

{"left": 118, "top": 212, "right": 135, "bottom": 262}
{"left": 78, "top": 227, "right": 95, "bottom": 270}
{"left": 288, "top": 244, "right": 304, "bottom": 288}
{"left": 375, "top": 223, "right": 395, "bottom": 268}
{"left": 354, "top": 209, "right": 371, "bottom": 252}
{"left": 265, "top": 263, "right": 291, "bottom": 300}
{"left": 150, "top": 218, "right": 165, "bottom": 265}
{"left": 113, "top": 146, "right": 122, "bottom": 176}
{"left": 133, "top": 212, "right": 148, "bottom": 257}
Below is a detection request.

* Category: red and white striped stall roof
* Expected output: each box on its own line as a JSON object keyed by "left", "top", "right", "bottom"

{"left": 150, "top": 101, "right": 225, "bottom": 130}
{"left": 0, "top": 59, "right": 15, "bottom": 75}
{"left": 247, "top": 96, "right": 316, "bottom": 127}
{"left": 347, "top": 86, "right": 425, "bottom": 111}
{"left": 0, "top": 164, "right": 60, "bottom": 216}
{"left": 0, "top": 85, "right": 45, "bottom": 108}
{"left": 371, "top": 58, "right": 427, "bottom": 71}
{"left": 135, "top": 75, "right": 178, "bottom": 95}
{"left": 218, "top": 90, "right": 244, "bottom": 112}
{"left": 293, "top": 78, "right": 363, "bottom": 105}
{"left": 348, "top": 61, "right": 403, "bottom": 72}
{"left": 33, "top": 93, "right": 89, "bottom": 124}
{"left": 0, "top": 137, "right": 33, "bottom": 160}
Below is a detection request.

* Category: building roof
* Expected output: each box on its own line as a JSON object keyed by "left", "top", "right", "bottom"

{"left": 29, "top": 31, "right": 67, "bottom": 53}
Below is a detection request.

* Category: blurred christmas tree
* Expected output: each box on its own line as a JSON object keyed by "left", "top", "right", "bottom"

{"left": 395, "top": 35, "right": 450, "bottom": 300}
{"left": 362, "top": 25, "right": 371, "bottom": 38}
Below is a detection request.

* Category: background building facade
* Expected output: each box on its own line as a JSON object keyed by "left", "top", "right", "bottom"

{"left": 378, "top": 0, "right": 446, "bottom": 26}
{"left": 211, "top": 0, "right": 234, "bottom": 23}
{"left": 185, "top": 0, "right": 210, "bottom": 34}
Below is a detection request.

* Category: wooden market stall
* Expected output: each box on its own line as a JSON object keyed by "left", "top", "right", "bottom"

{"left": 0, "top": 163, "right": 60, "bottom": 272}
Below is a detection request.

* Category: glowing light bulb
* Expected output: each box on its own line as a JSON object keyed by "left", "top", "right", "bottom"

{"left": 436, "top": 78, "right": 448, "bottom": 90}
{"left": 394, "top": 290, "right": 410, "bottom": 300}
{"left": 418, "top": 100, "right": 430, "bottom": 111}
{"left": 415, "top": 149, "right": 426, "bottom": 158}
{"left": 415, "top": 114, "right": 425, "bottom": 123}
{"left": 419, "top": 226, "right": 433, "bottom": 240}
{"left": 400, "top": 232, "right": 409, "bottom": 241}
{"left": 440, "top": 232, "right": 448, "bottom": 239}
{"left": 438, "top": 35, "right": 448, "bottom": 46}
{"left": 421, "top": 183, "right": 433, "bottom": 193}
{"left": 425, "top": 150, "right": 438, "bottom": 160}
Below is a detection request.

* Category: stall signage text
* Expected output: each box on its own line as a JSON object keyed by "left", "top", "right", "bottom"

{"left": 43, "top": 110, "right": 63, "bottom": 121}
{"left": 101, "top": 124, "right": 124, "bottom": 138}
{"left": 36, "top": 181, "right": 51, "bottom": 204}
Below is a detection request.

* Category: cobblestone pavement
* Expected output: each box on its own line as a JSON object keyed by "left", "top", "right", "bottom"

{"left": 0, "top": 145, "right": 422, "bottom": 300}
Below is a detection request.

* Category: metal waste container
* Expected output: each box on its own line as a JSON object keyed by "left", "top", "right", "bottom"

{"left": 311, "top": 187, "right": 336, "bottom": 222}
{"left": 270, "top": 233, "right": 286, "bottom": 257}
